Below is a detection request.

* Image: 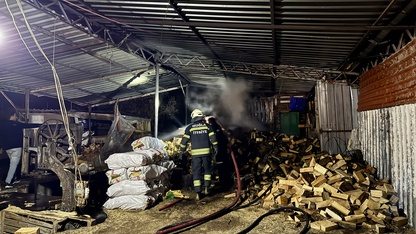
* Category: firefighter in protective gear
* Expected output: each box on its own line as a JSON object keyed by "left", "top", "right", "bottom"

{"left": 180, "top": 109, "right": 218, "bottom": 200}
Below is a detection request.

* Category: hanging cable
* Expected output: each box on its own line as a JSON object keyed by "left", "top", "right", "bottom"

{"left": 13, "top": 0, "right": 83, "bottom": 204}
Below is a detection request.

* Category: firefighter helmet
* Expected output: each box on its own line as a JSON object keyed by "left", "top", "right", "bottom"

{"left": 191, "top": 109, "right": 204, "bottom": 118}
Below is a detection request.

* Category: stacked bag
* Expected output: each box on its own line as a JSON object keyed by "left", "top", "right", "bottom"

{"left": 103, "top": 137, "right": 176, "bottom": 210}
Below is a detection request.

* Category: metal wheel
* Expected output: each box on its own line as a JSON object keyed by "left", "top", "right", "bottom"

{"left": 37, "top": 119, "right": 73, "bottom": 163}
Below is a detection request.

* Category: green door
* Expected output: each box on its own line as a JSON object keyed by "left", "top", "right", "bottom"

{"left": 280, "top": 112, "right": 300, "bottom": 136}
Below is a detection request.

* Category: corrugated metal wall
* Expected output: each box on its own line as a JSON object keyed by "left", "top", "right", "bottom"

{"left": 358, "top": 105, "right": 416, "bottom": 226}
{"left": 316, "top": 81, "right": 358, "bottom": 154}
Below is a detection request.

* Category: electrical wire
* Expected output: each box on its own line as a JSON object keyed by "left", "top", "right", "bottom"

{"left": 12, "top": 0, "right": 84, "bottom": 207}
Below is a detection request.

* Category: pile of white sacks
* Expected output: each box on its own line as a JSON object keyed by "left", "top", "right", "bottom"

{"left": 103, "top": 137, "right": 176, "bottom": 210}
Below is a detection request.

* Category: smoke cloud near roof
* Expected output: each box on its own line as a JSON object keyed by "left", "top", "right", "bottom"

{"left": 188, "top": 79, "right": 265, "bottom": 130}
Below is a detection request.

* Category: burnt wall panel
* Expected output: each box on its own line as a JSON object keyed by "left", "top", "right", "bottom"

{"left": 358, "top": 39, "right": 416, "bottom": 111}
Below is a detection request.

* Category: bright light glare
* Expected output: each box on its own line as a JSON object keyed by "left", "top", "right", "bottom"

{"left": 0, "top": 29, "right": 3, "bottom": 43}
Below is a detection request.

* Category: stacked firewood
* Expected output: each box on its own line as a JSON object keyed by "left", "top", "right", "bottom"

{"left": 229, "top": 130, "right": 409, "bottom": 233}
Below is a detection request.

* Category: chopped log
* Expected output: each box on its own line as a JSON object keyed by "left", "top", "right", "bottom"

{"left": 311, "top": 175, "right": 327, "bottom": 187}
{"left": 362, "top": 222, "right": 376, "bottom": 229}
{"left": 375, "top": 224, "right": 386, "bottom": 233}
{"left": 353, "top": 170, "right": 366, "bottom": 183}
{"left": 300, "top": 167, "right": 314, "bottom": 173}
{"left": 331, "top": 192, "right": 349, "bottom": 200}
{"left": 15, "top": 227, "right": 40, "bottom": 234}
{"left": 331, "top": 219, "right": 357, "bottom": 230}
{"left": 383, "top": 183, "right": 395, "bottom": 196}
{"left": 327, "top": 174, "right": 342, "bottom": 185}
{"left": 314, "top": 163, "right": 328, "bottom": 175}
{"left": 315, "top": 199, "right": 333, "bottom": 209}
{"left": 322, "top": 183, "right": 338, "bottom": 194}
{"left": 367, "top": 198, "right": 381, "bottom": 210}
{"left": 389, "top": 195, "right": 399, "bottom": 205}
{"left": 392, "top": 217, "right": 408, "bottom": 227}
{"left": 331, "top": 160, "right": 346, "bottom": 171}
{"left": 371, "top": 189, "right": 387, "bottom": 198}
{"left": 331, "top": 201, "right": 350, "bottom": 216}
{"left": 390, "top": 205, "right": 399, "bottom": 217}
{"left": 344, "top": 214, "right": 367, "bottom": 223}
{"left": 325, "top": 208, "right": 343, "bottom": 221}
{"left": 320, "top": 220, "right": 338, "bottom": 232}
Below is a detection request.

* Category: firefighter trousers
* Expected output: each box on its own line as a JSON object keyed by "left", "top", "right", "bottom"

{"left": 192, "top": 156, "right": 212, "bottom": 193}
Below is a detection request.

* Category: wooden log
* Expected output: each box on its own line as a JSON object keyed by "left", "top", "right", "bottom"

{"left": 331, "top": 201, "right": 350, "bottom": 216}
{"left": 375, "top": 224, "right": 386, "bottom": 233}
{"left": 320, "top": 220, "right": 338, "bottom": 232}
{"left": 389, "top": 195, "right": 399, "bottom": 205}
{"left": 325, "top": 208, "right": 343, "bottom": 221}
{"left": 353, "top": 170, "right": 365, "bottom": 183}
{"left": 392, "top": 217, "right": 408, "bottom": 227}
{"left": 383, "top": 183, "right": 395, "bottom": 195}
{"left": 367, "top": 198, "right": 381, "bottom": 210}
{"left": 316, "top": 200, "right": 333, "bottom": 209}
{"left": 314, "top": 187, "right": 324, "bottom": 196}
{"left": 344, "top": 214, "right": 367, "bottom": 223}
{"left": 327, "top": 174, "right": 342, "bottom": 185}
{"left": 330, "top": 219, "right": 357, "bottom": 230}
{"left": 322, "top": 183, "right": 338, "bottom": 194}
{"left": 314, "top": 163, "right": 328, "bottom": 175}
{"left": 362, "top": 222, "right": 376, "bottom": 229}
{"left": 330, "top": 160, "right": 346, "bottom": 171}
{"left": 311, "top": 175, "right": 327, "bottom": 187}
{"left": 331, "top": 192, "right": 349, "bottom": 200}
{"left": 390, "top": 205, "right": 399, "bottom": 217}
{"left": 371, "top": 189, "right": 387, "bottom": 198}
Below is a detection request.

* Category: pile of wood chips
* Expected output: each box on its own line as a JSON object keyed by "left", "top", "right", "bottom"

{"left": 228, "top": 130, "right": 409, "bottom": 233}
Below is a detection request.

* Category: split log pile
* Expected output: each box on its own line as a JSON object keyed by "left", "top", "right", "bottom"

{"left": 229, "top": 131, "right": 409, "bottom": 233}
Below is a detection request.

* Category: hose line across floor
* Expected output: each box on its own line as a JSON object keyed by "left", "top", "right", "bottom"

{"left": 155, "top": 150, "right": 310, "bottom": 234}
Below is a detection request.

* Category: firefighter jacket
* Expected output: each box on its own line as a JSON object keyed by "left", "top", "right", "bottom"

{"left": 180, "top": 119, "right": 218, "bottom": 157}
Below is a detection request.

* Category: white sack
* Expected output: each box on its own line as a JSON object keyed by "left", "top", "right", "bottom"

{"left": 105, "top": 150, "right": 157, "bottom": 169}
{"left": 103, "top": 195, "right": 154, "bottom": 210}
{"left": 127, "top": 164, "right": 167, "bottom": 182}
{"left": 106, "top": 180, "right": 150, "bottom": 197}
{"left": 131, "top": 136, "right": 166, "bottom": 151}
{"left": 105, "top": 168, "right": 127, "bottom": 185}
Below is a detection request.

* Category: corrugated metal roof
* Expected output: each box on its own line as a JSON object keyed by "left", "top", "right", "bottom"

{"left": 1, "top": 0, "right": 415, "bottom": 106}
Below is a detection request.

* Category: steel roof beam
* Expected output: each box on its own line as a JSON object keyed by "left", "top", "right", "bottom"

{"left": 169, "top": 0, "right": 228, "bottom": 78}
{"left": 117, "top": 19, "right": 415, "bottom": 31}
{"left": 23, "top": 0, "right": 158, "bottom": 65}
{"left": 160, "top": 54, "right": 358, "bottom": 81}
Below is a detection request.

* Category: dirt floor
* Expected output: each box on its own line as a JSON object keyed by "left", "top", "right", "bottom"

{"left": 60, "top": 190, "right": 416, "bottom": 234}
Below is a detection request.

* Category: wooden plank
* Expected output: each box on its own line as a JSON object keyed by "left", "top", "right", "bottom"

{"left": 15, "top": 227, "right": 40, "bottom": 234}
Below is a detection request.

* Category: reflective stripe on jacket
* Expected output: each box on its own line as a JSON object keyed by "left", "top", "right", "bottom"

{"left": 180, "top": 120, "right": 218, "bottom": 157}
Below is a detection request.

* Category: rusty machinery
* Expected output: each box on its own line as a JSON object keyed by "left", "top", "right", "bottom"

{"left": 21, "top": 109, "right": 146, "bottom": 212}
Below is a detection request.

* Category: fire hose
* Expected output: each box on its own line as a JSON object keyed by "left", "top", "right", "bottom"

{"left": 155, "top": 150, "right": 310, "bottom": 234}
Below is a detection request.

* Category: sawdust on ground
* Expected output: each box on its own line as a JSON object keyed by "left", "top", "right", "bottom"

{"left": 61, "top": 190, "right": 416, "bottom": 234}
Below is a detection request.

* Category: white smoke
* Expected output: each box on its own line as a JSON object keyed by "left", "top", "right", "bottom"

{"left": 188, "top": 79, "right": 265, "bottom": 130}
